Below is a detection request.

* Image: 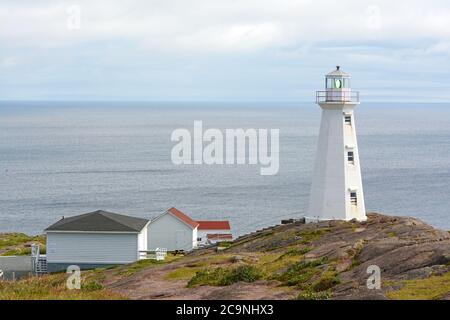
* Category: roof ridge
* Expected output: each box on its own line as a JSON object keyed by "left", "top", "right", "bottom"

{"left": 97, "top": 210, "right": 136, "bottom": 228}
{"left": 98, "top": 210, "right": 149, "bottom": 229}
{"left": 167, "top": 207, "right": 199, "bottom": 229}
{"left": 45, "top": 210, "right": 149, "bottom": 232}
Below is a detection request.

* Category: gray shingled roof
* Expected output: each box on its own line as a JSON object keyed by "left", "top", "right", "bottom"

{"left": 45, "top": 210, "right": 149, "bottom": 232}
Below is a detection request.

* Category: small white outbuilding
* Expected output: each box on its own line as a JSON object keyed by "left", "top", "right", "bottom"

{"left": 45, "top": 210, "right": 149, "bottom": 272}
{"left": 196, "top": 220, "right": 232, "bottom": 245}
{"left": 147, "top": 207, "right": 199, "bottom": 251}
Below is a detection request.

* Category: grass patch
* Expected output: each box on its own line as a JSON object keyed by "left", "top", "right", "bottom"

{"left": 387, "top": 271, "right": 450, "bottom": 300}
{"left": 0, "top": 273, "right": 123, "bottom": 300}
{"left": 297, "top": 228, "right": 330, "bottom": 244}
{"left": 166, "top": 267, "right": 201, "bottom": 281}
{"left": 81, "top": 281, "right": 103, "bottom": 291}
{"left": 241, "top": 252, "right": 305, "bottom": 277}
{"left": 253, "top": 253, "right": 293, "bottom": 276}
{"left": 2, "top": 247, "right": 33, "bottom": 256}
{"left": 187, "top": 265, "right": 263, "bottom": 288}
{"left": 387, "top": 232, "right": 397, "bottom": 238}
{"left": 115, "top": 254, "right": 179, "bottom": 276}
{"left": 277, "top": 247, "right": 312, "bottom": 259}
{"left": 0, "top": 233, "right": 46, "bottom": 256}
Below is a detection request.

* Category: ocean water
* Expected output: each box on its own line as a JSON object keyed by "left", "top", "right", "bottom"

{"left": 0, "top": 101, "right": 449, "bottom": 236}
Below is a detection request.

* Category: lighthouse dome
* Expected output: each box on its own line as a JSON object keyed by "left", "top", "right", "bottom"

{"left": 326, "top": 66, "right": 350, "bottom": 78}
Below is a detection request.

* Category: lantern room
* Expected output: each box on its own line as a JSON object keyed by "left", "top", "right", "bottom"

{"left": 326, "top": 66, "right": 351, "bottom": 90}
{"left": 316, "top": 66, "right": 359, "bottom": 103}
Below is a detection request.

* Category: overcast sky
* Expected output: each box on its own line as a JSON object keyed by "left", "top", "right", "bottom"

{"left": 1, "top": 0, "right": 450, "bottom": 102}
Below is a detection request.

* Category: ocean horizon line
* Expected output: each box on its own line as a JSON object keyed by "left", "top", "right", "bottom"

{"left": 1, "top": 99, "right": 450, "bottom": 105}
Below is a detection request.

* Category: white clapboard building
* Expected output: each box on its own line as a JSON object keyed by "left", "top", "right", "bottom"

{"left": 147, "top": 207, "right": 199, "bottom": 251}
{"left": 45, "top": 210, "right": 149, "bottom": 272}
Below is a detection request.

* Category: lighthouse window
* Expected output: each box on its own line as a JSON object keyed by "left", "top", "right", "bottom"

{"left": 350, "top": 192, "right": 358, "bottom": 206}
{"left": 343, "top": 78, "right": 350, "bottom": 88}
{"left": 347, "top": 151, "right": 355, "bottom": 164}
{"left": 344, "top": 115, "right": 352, "bottom": 125}
{"left": 326, "top": 78, "right": 333, "bottom": 89}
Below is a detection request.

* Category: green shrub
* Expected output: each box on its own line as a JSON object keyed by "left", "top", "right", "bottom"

{"left": 277, "top": 258, "right": 327, "bottom": 287}
{"left": 187, "top": 265, "right": 262, "bottom": 288}
{"left": 219, "top": 265, "right": 262, "bottom": 285}
{"left": 82, "top": 281, "right": 103, "bottom": 292}
{"left": 312, "top": 275, "right": 340, "bottom": 292}
{"left": 188, "top": 268, "right": 226, "bottom": 287}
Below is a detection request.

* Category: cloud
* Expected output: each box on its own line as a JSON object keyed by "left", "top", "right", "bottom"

{"left": 425, "top": 41, "right": 450, "bottom": 55}
{"left": 1, "top": 0, "right": 450, "bottom": 101}
{"left": 1, "top": 56, "right": 20, "bottom": 67}
{"left": 1, "top": 0, "right": 450, "bottom": 52}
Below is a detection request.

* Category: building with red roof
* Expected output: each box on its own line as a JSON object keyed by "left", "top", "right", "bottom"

{"left": 147, "top": 207, "right": 232, "bottom": 250}
{"left": 196, "top": 219, "right": 232, "bottom": 245}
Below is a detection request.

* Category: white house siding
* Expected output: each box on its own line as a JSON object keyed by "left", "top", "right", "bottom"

{"left": 147, "top": 214, "right": 196, "bottom": 251}
{"left": 138, "top": 226, "right": 148, "bottom": 257}
{"left": 192, "top": 228, "right": 198, "bottom": 249}
{"left": 46, "top": 232, "right": 139, "bottom": 264}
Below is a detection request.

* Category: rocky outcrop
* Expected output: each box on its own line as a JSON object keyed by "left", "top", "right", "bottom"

{"left": 107, "top": 213, "right": 450, "bottom": 300}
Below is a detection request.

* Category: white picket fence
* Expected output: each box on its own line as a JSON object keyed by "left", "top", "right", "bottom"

{"left": 139, "top": 248, "right": 167, "bottom": 261}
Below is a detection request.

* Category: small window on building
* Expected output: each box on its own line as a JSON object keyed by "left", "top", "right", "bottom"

{"left": 350, "top": 192, "right": 358, "bottom": 206}
{"left": 347, "top": 151, "right": 355, "bottom": 164}
{"left": 197, "top": 237, "right": 202, "bottom": 242}
{"left": 344, "top": 115, "right": 352, "bottom": 125}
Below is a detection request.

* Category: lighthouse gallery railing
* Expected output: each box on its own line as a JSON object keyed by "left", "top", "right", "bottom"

{"left": 316, "top": 91, "right": 360, "bottom": 103}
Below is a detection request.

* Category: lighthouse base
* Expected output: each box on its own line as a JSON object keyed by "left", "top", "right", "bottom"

{"left": 304, "top": 215, "right": 367, "bottom": 224}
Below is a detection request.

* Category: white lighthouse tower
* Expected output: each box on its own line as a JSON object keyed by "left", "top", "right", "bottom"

{"left": 307, "top": 66, "right": 366, "bottom": 222}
